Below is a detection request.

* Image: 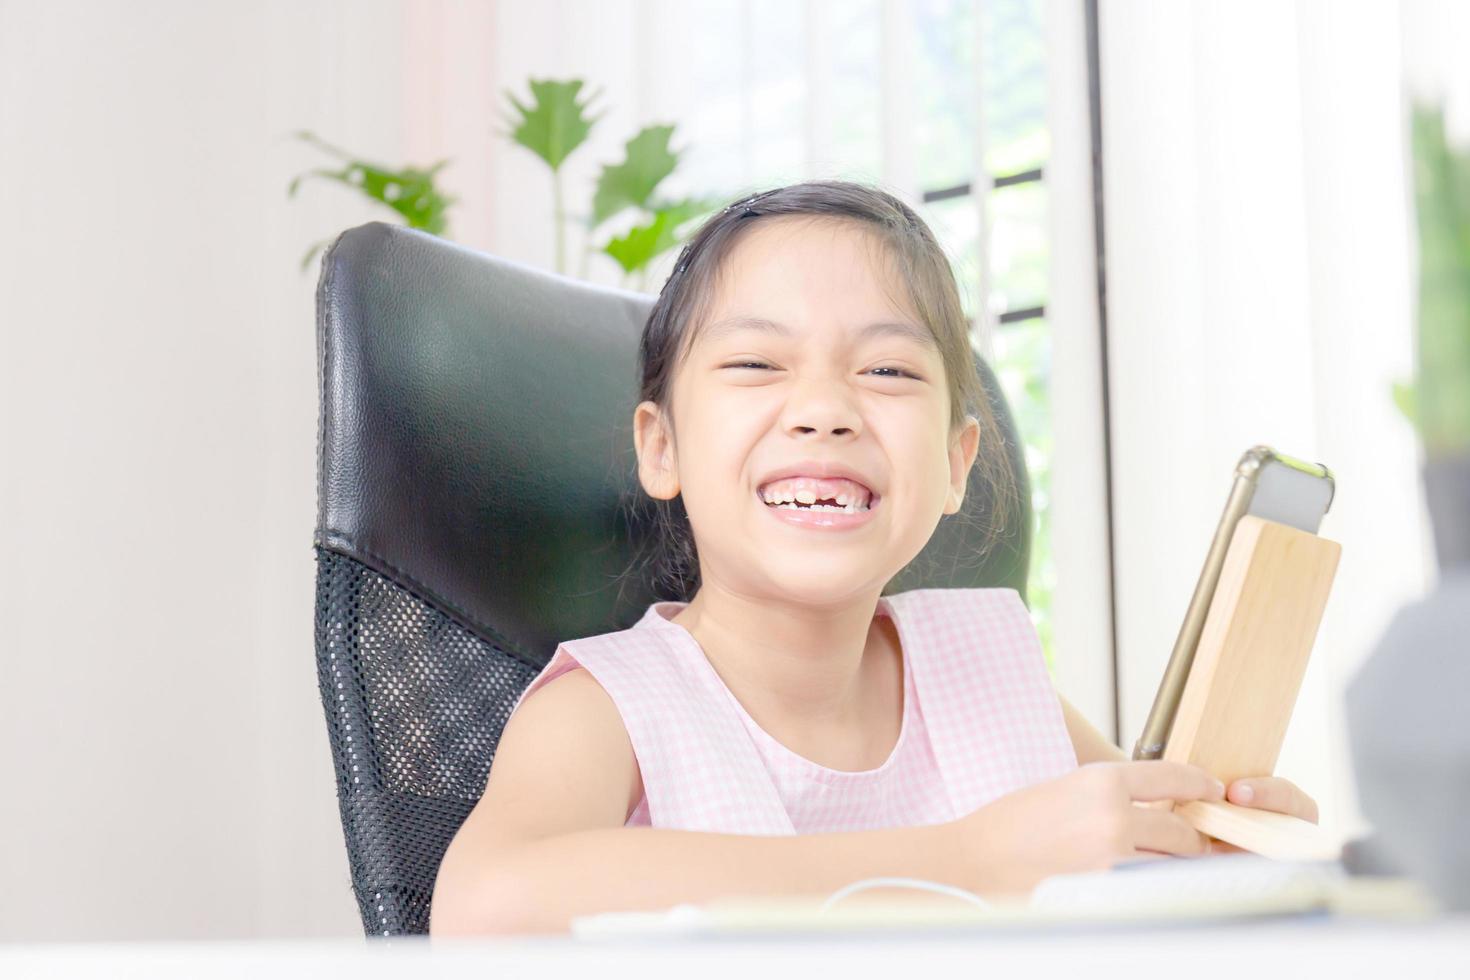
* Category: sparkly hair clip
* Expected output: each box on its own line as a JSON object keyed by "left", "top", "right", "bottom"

{"left": 721, "top": 189, "right": 777, "bottom": 220}
{"left": 670, "top": 242, "right": 696, "bottom": 279}
{"left": 668, "top": 190, "right": 777, "bottom": 280}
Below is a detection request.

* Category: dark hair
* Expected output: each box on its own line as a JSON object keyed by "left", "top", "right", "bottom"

{"left": 625, "top": 179, "right": 1019, "bottom": 600}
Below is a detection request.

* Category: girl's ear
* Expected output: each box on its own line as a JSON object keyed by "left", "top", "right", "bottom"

{"left": 633, "top": 400, "right": 680, "bottom": 500}
{"left": 943, "top": 415, "right": 982, "bottom": 515}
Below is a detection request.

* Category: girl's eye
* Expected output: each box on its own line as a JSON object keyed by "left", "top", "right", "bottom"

{"left": 720, "top": 362, "right": 920, "bottom": 380}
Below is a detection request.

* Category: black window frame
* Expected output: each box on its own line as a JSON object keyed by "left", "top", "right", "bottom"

{"left": 921, "top": 167, "right": 1047, "bottom": 326}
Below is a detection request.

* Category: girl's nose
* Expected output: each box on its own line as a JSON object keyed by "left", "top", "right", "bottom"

{"left": 782, "top": 381, "right": 863, "bottom": 438}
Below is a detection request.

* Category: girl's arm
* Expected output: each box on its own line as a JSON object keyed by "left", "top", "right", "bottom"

{"left": 1058, "top": 692, "right": 1128, "bottom": 764}
{"left": 430, "top": 667, "right": 967, "bottom": 937}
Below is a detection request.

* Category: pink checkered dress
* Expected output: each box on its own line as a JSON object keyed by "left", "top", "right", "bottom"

{"left": 510, "top": 587, "right": 1078, "bottom": 835}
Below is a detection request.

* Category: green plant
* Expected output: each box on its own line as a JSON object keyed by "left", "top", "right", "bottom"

{"left": 499, "top": 77, "right": 721, "bottom": 288}
{"left": 1393, "top": 102, "right": 1470, "bottom": 458}
{"left": 500, "top": 79, "right": 605, "bottom": 276}
{"left": 589, "top": 125, "right": 723, "bottom": 290}
{"left": 287, "top": 130, "right": 457, "bottom": 272}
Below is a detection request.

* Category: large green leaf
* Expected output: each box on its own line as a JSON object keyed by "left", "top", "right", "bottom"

{"left": 288, "top": 131, "right": 457, "bottom": 270}
{"left": 592, "top": 125, "right": 681, "bottom": 226}
{"left": 501, "top": 78, "right": 604, "bottom": 171}
{"left": 601, "top": 196, "right": 720, "bottom": 274}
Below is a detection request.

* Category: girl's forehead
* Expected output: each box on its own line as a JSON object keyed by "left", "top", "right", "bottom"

{"left": 703, "top": 217, "right": 919, "bottom": 330}
{"left": 719, "top": 215, "right": 894, "bottom": 277}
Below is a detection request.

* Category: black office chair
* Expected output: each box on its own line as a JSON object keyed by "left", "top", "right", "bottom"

{"left": 312, "top": 221, "right": 1034, "bottom": 936}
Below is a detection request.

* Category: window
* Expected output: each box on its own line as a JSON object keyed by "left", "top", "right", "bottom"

{"left": 672, "top": 0, "right": 1058, "bottom": 668}
{"left": 914, "top": 0, "right": 1056, "bottom": 670}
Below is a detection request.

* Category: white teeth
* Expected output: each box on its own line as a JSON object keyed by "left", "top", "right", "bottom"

{"left": 758, "top": 480, "right": 874, "bottom": 510}
{"left": 759, "top": 489, "right": 871, "bottom": 513}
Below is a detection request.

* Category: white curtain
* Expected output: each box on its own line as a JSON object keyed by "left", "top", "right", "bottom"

{"left": 1098, "top": 0, "right": 1440, "bottom": 846}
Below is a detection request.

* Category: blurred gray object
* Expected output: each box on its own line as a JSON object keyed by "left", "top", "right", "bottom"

{"left": 1344, "top": 97, "right": 1469, "bottom": 913}
{"left": 1425, "top": 454, "right": 1470, "bottom": 570}
{"left": 1344, "top": 455, "right": 1470, "bottom": 911}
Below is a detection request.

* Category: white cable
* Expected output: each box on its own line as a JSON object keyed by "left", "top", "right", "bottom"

{"left": 819, "top": 876, "right": 993, "bottom": 912}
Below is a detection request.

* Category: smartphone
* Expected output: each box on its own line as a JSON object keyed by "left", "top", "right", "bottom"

{"left": 1131, "top": 446, "right": 1336, "bottom": 761}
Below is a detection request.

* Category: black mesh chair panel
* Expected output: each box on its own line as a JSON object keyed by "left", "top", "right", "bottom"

{"left": 315, "top": 550, "right": 538, "bottom": 935}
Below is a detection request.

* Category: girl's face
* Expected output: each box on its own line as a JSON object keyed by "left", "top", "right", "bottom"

{"left": 634, "top": 216, "right": 981, "bottom": 608}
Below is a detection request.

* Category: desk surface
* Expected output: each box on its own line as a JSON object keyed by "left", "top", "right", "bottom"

{"left": 5, "top": 917, "right": 1470, "bottom": 979}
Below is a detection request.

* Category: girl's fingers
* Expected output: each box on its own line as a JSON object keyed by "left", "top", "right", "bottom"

{"left": 1119, "top": 760, "right": 1227, "bottom": 804}
{"left": 1228, "top": 776, "right": 1319, "bottom": 823}
{"left": 1127, "top": 804, "right": 1214, "bottom": 857}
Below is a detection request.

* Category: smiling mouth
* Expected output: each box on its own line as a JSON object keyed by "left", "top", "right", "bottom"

{"left": 754, "top": 478, "right": 881, "bottom": 515}
{"left": 757, "top": 493, "right": 879, "bottom": 514}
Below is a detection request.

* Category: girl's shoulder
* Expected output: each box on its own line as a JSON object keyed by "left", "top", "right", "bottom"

{"left": 511, "top": 602, "right": 689, "bottom": 723}
{"left": 883, "top": 586, "right": 1074, "bottom": 810}
{"left": 471, "top": 656, "right": 646, "bottom": 835}
{"left": 512, "top": 621, "right": 652, "bottom": 712}
{"left": 883, "top": 584, "right": 1024, "bottom": 603}
{"left": 881, "top": 585, "right": 1029, "bottom": 625}
{"left": 881, "top": 585, "right": 1045, "bottom": 669}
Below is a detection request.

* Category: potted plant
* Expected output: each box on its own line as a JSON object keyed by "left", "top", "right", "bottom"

{"left": 1392, "top": 103, "right": 1470, "bottom": 567}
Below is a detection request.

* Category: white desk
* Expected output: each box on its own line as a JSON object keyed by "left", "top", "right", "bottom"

{"left": 5, "top": 917, "right": 1470, "bottom": 979}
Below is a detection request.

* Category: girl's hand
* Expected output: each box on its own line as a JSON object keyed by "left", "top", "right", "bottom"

{"left": 1206, "top": 775, "right": 1320, "bottom": 855}
{"left": 949, "top": 760, "right": 1227, "bottom": 897}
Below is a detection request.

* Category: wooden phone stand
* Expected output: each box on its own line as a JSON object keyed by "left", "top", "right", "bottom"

{"left": 1159, "top": 515, "right": 1342, "bottom": 861}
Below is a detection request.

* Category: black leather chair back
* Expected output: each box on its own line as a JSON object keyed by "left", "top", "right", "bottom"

{"left": 313, "top": 221, "right": 1032, "bottom": 935}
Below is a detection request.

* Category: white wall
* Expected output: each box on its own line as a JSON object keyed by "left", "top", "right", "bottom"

{"left": 0, "top": 0, "right": 414, "bottom": 941}
{"left": 1098, "top": 0, "right": 1437, "bottom": 848}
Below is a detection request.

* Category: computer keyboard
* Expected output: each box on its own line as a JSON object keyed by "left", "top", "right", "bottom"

{"left": 1028, "top": 852, "right": 1350, "bottom": 921}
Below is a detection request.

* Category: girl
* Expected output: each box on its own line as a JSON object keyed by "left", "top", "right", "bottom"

{"left": 430, "top": 180, "right": 1319, "bottom": 936}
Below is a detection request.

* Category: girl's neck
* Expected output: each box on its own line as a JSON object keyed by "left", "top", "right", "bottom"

{"left": 669, "top": 585, "right": 892, "bottom": 735}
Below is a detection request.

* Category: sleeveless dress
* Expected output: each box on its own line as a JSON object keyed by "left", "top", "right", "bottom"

{"left": 508, "top": 587, "right": 1078, "bottom": 835}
